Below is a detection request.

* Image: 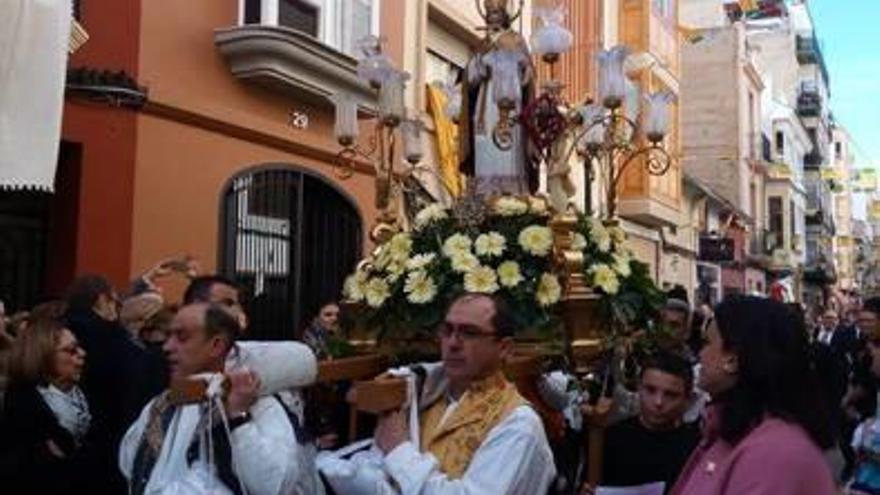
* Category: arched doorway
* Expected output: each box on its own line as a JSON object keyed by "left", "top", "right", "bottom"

{"left": 220, "top": 167, "right": 362, "bottom": 340}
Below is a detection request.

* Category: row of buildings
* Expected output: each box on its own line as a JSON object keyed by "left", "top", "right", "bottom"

{"left": 0, "top": 0, "right": 867, "bottom": 335}
{"left": 678, "top": 0, "right": 863, "bottom": 311}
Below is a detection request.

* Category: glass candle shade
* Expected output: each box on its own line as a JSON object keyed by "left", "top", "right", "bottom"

{"left": 597, "top": 46, "right": 629, "bottom": 109}
{"left": 644, "top": 91, "right": 674, "bottom": 143}
{"left": 400, "top": 118, "right": 424, "bottom": 164}
{"left": 578, "top": 103, "right": 608, "bottom": 149}
{"left": 379, "top": 70, "right": 409, "bottom": 127}
{"left": 531, "top": 6, "right": 573, "bottom": 62}
{"left": 331, "top": 93, "right": 359, "bottom": 146}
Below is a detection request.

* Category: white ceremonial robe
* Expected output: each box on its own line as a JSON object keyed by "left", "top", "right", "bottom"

{"left": 119, "top": 394, "right": 323, "bottom": 495}
{"left": 381, "top": 404, "right": 556, "bottom": 495}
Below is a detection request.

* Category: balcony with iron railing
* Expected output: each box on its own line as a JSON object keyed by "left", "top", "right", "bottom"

{"left": 797, "top": 87, "right": 822, "bottom": 118}
{"left": 748, "top": 228, "right": 776, "bottom": 260}
{"left": 795, "top": 35, "right": 830, "bottom": 85}
{"left": 796, "top": 35, "right": 819, "bottom": 64}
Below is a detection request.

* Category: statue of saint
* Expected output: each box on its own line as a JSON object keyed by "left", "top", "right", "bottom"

{"left": 458, "top": 0, "right": 539, "bottom": 196}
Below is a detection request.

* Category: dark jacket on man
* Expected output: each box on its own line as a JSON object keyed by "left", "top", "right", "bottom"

{"left": 64, "top": 308, "right": 165, "bottom": 494}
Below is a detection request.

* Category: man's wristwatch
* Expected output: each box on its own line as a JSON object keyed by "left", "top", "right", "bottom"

{"left": 229, "top": 411, "right": 252, "bottom": 431}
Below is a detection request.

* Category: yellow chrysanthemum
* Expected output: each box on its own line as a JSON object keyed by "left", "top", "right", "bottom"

{"left": 497, "top": 260, "right": 524, "bottom": 288}
{"left": 493, "top": 196, "right": 529, "bottom": 216}
{"left": 387, "top": 233, "right": 413, "bottom": 262}
{"left": 373, "top": 245, "right": 392, "bottom": 269}
{"left": 612, "top": 253, "right": 631, "bottom": 277}
{"left": 404, "top": 270, "right": 437, "bottom": 304}
{"left": 475, "top": 232, "right": 506, "bottom": 258}
{"left": 385, "top": 261, "right": 405, "bottom": 283}
{"left": 572, "top": 233, "right": 587, "bottom": 251}
{"left": 590, "top": 264, "right": 620, "bottom": 295}
{"left": 442, "top": 233, "right": 473, "bottom": 258}
{"left": 463, "top": 265, "right": 500, "bottom": 294}
{"left": 450, "top": 253, "right": 480, "bottom": 273}
{"left": 414, "top": 204, "right": 448, "bottom": 229}
{"left": 342, "top": 272, "right": 367, "bottom": 302}
{"left": 589, "top": 218, "right": 611, "bottom": 253}
{"left": 608, "top": 226, "right": 627, "bottom": 246}
{"left": 364, "top": 277, "right": 391, "bottom": 308}
{"left": 536, "top": 273, "right": 562, "bottom": 306}
{"left": 406, "top": 253, "right": 436, "bottom": 271}
{"left": 518, "top": 225, "right": 554, "bottom": 257}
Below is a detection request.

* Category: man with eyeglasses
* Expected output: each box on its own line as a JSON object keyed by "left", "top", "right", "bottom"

{"left": 367, "top": 293, "right": 556, "bottom": 495}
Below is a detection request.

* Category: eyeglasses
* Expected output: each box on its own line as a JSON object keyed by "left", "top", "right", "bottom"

{"left": 436, "top": 322, "right": 497, "bottom": 342}
{"left": 57, "top": 344, "right": 83, "bottom": 356}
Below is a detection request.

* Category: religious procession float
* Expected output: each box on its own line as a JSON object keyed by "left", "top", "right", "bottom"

{"left": 319, "top": 0, "right": 679, "bottom": 484}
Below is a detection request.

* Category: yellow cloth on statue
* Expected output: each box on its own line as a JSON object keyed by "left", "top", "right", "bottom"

{"left": 426, "top": 84, "right": 462, "bottom": 197}
{"left": 418, "top": 371, "right": 527, "bottom": 479}
{"left": 740, "top": 0, "right": 758, "bottom": 11}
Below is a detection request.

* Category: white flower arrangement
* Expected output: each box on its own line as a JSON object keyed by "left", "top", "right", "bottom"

{"left": 572, "top": 215, "right": 665, "bottom": 331}
{"left": 342, "top": 196, "right": 565, "bottom": 335}
{"left": 343, "top": 195, "right": 663, "bottom": 338}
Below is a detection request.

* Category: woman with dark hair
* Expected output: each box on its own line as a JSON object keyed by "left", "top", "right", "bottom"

{"left": 301, "top": 302, "right": 341, "bottom": 360}
{"left": 671, "top": 296, "right": 836, "bottom": 494}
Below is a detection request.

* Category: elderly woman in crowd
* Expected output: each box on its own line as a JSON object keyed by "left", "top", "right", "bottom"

{"left": 0, "top": 317, "right": 95, "bottom": 493}
{"left": 671, "top": 296, "right": 836, "bottom": 494}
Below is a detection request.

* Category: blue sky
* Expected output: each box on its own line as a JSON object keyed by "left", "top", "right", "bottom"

{"left": 811, "top": 0, "right": 880, "bottom": 168}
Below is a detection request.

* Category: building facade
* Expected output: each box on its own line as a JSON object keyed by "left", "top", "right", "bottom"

{"left": 831, "top": 123, "right": 856, "bottom": 290}
{"left": 22, "top": 0, "right": 408, "bottom": 336}
{"left": 740, "top": 0, "right": 834, "bottom": 303}
{"left": 679, "top": 14, "right": 768, "bottom": 299}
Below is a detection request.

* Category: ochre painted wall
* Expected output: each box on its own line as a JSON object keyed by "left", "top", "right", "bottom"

{"left": 128, "top": 114, "right": 378, "bottom": 303}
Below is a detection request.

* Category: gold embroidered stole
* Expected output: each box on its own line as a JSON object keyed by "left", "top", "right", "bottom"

{"left": 419, "top": 372, "right": 527, "bottom": 479}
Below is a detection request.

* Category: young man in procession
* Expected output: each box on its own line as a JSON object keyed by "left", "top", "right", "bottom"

{"left": 342, "top": 293, "right": 556, "bottom": 494}
{"left": 594, "top": 352, "right": 700, "bottom": 493}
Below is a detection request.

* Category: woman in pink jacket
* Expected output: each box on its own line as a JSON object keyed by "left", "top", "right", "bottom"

{"left": 671, "top": 296, "right": 837, "bottom": 495}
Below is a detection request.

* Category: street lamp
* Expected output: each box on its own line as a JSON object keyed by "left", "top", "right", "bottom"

{"left": 332, "top": 37, "right": 424, "bottom": 241}
{"left": 572, "top": 82, "right": 675, "bottom": 218}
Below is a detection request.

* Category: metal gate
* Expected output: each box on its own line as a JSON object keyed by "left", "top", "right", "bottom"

{"left": 0, "top": 191, "right": 49, "bottom": 313}
{"left": 220, "top": 168, "right": 362, "bottom": 340}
